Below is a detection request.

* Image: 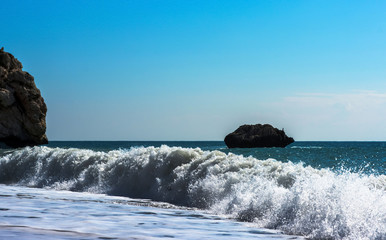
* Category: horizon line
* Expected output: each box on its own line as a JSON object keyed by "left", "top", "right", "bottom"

{"left": 45, "top": 140, "right": 386, "bottom": 142}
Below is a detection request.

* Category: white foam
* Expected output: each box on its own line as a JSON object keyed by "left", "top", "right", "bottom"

{"left": 0, "top": 145, "right": 384, "bottom": 239}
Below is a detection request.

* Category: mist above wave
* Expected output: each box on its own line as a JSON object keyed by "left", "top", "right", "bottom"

{"left": 0, "top": 145, "right": 384, "bottom": 239}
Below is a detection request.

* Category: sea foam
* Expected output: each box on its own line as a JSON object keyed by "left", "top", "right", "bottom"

{"left": 0, "top": 146, "right": 385, "bottom": 239}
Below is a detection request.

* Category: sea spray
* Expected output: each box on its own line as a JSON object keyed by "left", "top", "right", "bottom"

{"left": 0, "top": 145, "right": 385, "bottom": 239}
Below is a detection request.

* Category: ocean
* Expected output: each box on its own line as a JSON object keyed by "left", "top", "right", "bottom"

{"left": 0, "top": 141, "right": 385, "bottom": 239}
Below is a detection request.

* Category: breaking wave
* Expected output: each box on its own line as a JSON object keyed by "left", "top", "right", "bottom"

{"left": 0, "top": 146, "right": 385, "bottom": 239}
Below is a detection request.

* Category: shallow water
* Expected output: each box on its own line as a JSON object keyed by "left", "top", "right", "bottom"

{"left": 0, "top": 185, "right": 302, "bottom": 239}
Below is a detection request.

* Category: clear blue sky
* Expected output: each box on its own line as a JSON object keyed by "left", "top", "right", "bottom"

{"left": 2, "top": 0, "right": 386, "bottom": 140}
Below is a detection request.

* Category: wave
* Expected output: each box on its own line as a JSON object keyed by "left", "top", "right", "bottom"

{"left": 0, "top": 146, "right": 385, "bottom": 239}
{"left": 290, "top": 146, "right": 323, "bottom": 149}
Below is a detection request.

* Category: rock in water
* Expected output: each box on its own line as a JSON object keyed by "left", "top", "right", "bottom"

{"left": 0, "top": 48, "right": 47, "bottom": 147}
{"left": 224, "top": 124, "right": 294, "bottom": 148}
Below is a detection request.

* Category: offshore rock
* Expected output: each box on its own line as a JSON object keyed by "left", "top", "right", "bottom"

{"left": 0, "top": 48, "right": 47, "bottom": 147}
{"left": 224, "top": 124, "right": 294, "bottom": 148}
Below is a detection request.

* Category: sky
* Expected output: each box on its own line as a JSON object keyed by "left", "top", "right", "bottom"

{"left": 1, "top": 0, "right": 386, "bottom": 141}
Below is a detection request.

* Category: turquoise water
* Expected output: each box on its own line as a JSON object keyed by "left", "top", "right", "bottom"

{"left": 0, "top": 141, "right": 385, "bottom": 239}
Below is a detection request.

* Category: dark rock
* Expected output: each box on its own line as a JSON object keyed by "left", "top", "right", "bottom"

{"left": 0, "top": 48, "right": 47, "bottom": 148}
{"left": 224, "top": 124, "right": 294, "bottom": 148}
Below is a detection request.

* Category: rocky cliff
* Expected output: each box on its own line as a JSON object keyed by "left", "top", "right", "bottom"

{"left": 224, "top": 124, "right": 294, "bottom": 148}
{"left": 0, "top": 48, "right": 47, "bottom": 147}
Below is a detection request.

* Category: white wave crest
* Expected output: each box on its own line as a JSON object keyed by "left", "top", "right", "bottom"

{"left": 0, "top": 145, "right": 385, "bottom": 239}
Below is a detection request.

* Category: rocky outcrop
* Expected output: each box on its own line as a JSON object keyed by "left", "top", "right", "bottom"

{"left": 0, "top": 48, "right": 47, "bottom": 147}
{"left": 224, "top": 124, "right": 294, "bottom": 148}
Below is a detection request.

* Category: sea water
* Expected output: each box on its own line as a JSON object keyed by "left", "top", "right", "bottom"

{"left": 0, "top": 141, "right": 385, "bottom": 239}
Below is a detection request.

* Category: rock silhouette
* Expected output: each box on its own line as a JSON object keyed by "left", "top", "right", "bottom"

{"left": 0, "top": 48, "right": 47, "bottom": 147}
{"left": 224, "top": 124, "right": 294, "bottom": 148}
